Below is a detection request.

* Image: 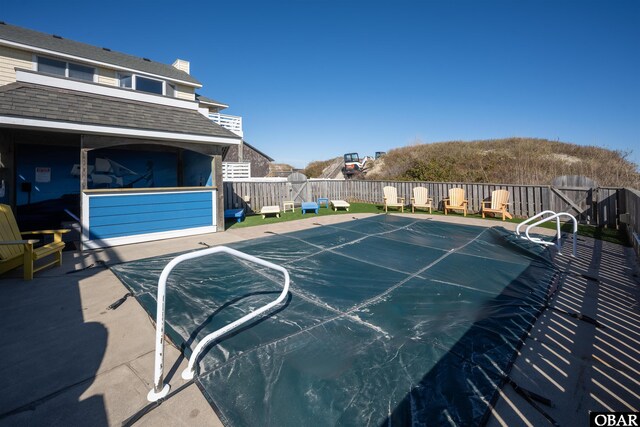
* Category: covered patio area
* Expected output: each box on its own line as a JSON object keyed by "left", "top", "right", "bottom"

{"left": 0, "top": 76, "right": 242, "bottom": 248}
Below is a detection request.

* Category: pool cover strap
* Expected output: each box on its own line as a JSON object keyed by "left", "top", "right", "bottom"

{"left": 508, "top": 379, "right": 560, "bottom": 427}
{"left": 107, "top": 292, "right": 133, "bottom": 310}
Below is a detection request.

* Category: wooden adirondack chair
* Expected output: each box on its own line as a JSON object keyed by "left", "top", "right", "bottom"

{"left": 482, "top": 189, "right": 513, "bottom": 221}
{"left": 411, "top": 187, "right": 433, "bottom": 213}
{"left": 383, "top": 186, "right": 404, "bottom": 212}
{"left": 443, "top": 188, "right": 468, "bottom": 216}
{"left": 0, "top": 204, "right": 69, "bottom": 280}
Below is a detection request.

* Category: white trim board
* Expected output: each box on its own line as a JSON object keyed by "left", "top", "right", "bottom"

{"left": 0, "top": 116, "right": 241, "bottom": 145}
{"left": 81, "top": 225, "right": 217, "bottom": 249}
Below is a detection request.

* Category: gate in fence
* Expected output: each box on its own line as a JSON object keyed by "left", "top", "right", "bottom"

{"left": 287, "top": 172, "right": 310, "bottom": 205}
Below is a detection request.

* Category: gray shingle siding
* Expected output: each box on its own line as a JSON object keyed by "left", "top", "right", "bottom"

{"left": 0, "top": 22, "right": 200, "bottom": 85}
{"left": 0, "top": 82, "right": 239, "bottom": 138}
{"left": 224, "top": 142, "right": 273, "bottom": 177}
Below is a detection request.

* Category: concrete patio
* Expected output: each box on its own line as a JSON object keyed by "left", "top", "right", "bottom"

{"left": 0, "top": 213, "right": 638, "bottom": 426}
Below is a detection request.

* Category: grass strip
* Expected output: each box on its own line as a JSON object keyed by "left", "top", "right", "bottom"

{"left": 225, "top": 202, "right": 629, "bottom": 246}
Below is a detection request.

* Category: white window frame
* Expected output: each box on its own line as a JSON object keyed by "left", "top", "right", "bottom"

{"left": 36, "top": 55, "right": 96, "bottom": 83}
{"left": 117, "top": 71, "right": 133, "bottom": 89}
{"left": 117, "top": 72, "right": 171, "bottom": 97}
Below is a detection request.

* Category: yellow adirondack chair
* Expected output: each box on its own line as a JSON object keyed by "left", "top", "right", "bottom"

{"left": 443, "top": 188, "right": 468, "bottom": 216}
{"left": 383, "top": 186, "right": 404, "bottom": 212}
{"left": 482, "top": 189, "right": 513, "bottom": 221}
{"left": 411, "top": 187, "right": 433, "bottom": 213}
{"left": 0, "top": 204, "right": 69, "bottom": 280}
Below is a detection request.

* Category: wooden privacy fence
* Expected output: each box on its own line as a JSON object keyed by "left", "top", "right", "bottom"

{"left": 223, "top": 179, "right": 624, "bottom": 227}
{"left": 619, "top": 188, "right": 640, "bottom": 256}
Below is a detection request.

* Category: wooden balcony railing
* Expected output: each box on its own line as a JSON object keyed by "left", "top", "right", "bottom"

{"left": 209, "top": 113, "right": 243, "bottom": 137}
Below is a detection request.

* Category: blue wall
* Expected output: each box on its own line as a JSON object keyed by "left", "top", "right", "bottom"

{"left": 88, "top": 191, "right": 214, "bottom": 240}
{"left": 14, "top": 143, "right": 214, "bottom": 231}
{"left": 15, "top": 145, "right": 182, "bottom": 206}
{"left": 182, "top": 150, "right": 213, "bottom": 187}
{"left": 15, "top": 144, "right": 80, "bottom": 206}
{"left": 87, "top": 148, "right": 178, "bottom": 189}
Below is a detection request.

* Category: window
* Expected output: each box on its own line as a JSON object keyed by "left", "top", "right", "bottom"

{"left": 37, "top": 56, "right": 66, "bottom": 76}
{"left": 37, "top": 56, "right": 95, "bottom": 82}
{"left": 118, "top": 73, "right": 132, "bottom": 88}
{"left": 136, "top": 76, "right": 163, "bottom": 95}
{"left": 166, "top": 83, "right": 176, "bottom": 97}
{"left": 69, "top": 63, "right": 94, "bottom": 81}
{"left": 117, "top": 72, "right": 172, "bottom": 96}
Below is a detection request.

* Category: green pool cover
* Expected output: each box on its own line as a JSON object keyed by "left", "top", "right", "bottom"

{"left": 111, "top": 215, "right": 557, "bottom": 426}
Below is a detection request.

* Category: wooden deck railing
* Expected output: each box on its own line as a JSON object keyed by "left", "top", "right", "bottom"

{"left": 208, "top": 113, "right": 243, "bottom": 137}
{"left": 223, "top": 179, "right": 626, "bottom": 228}
{"left": 222, "top": 162, "right": 251, "bottom": 179}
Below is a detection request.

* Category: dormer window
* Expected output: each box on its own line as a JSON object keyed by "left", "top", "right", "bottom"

{"left": 37, "top": 56, "right": 95, "bottom": 82}
{"left": 118, "top": 73, "right": 133, "bottom": 88}
{"left": 136, "top": 76, "right": 163, "bottom": 94}
{"left": 68, "top": 63, "right": 94, "bottom": 81}
{"left": 118, "top": 72, "right": 170, "bottom": 96}
{"left": 37, "top": 56, "right": 65, "bottom": 76}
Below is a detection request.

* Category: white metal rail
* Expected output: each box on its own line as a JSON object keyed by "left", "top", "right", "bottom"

{"left": 147, "top": 246, "right": 290, "bottom": 402}
{"left": 516, "top": 211, "right": 578, "bottom": 257}
{"left": 515, "top": 210, "right": 556, "bottom": 237}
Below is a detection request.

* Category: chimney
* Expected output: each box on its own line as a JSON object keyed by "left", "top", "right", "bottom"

{"left": 172, "top": 59, "right": 190, "bottom": 74}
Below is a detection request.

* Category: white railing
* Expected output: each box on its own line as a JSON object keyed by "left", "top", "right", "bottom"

{"left": 515, "top": 210, "right": 557, "bottom": 238}
{"left": 209, "top": 113, "right": 243, "bottom": 137}
{"left": 222, "top": 162, "right": 251, "bottom": 179}
{"left": 516, "top": 211, "right": 577, "bottom": 257}
{"left": 147, "top": 246, "right": 290, "bottom": 402}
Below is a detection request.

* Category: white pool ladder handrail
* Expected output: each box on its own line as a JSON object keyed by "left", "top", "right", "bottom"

{"left": 147, "top": 246, "right": 290, "bottom": 402}
{"left": 521, "top": 212, "right": 578, "bottom": 257}
{"left": 515, "top": 210, "right": 557, "bottom": 237}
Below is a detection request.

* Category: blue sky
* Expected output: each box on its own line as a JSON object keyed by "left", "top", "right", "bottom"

{"left": 3, "top": 0, "right": 639, "bottom": 169}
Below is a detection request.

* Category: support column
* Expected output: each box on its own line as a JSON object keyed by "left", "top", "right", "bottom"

{"left": 212, "top": 155, "right": 224, "bottom": 232}
{"left": 80, "top": 147, "right": 89, "bottom": 191}
{"left": 238, "top": 139, "right": 244, "bottom": 162}
{"left": 0, "top": 131, "right": 15, "bottom": 209}
{"left": 79, "top": 138, "right": 90, "bottom": 250}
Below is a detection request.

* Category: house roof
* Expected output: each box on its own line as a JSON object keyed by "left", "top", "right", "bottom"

{"left": 196, "top": 94, "right": 229, "bottom": 109}
{"left": 0, "top": 82, "right": 240, "bottom": 142}
{"left": 243, "top": 140, "right": 275, "bottom": 161}
{"left": 0, "top": 22, "right": 200, "bottom": 86}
